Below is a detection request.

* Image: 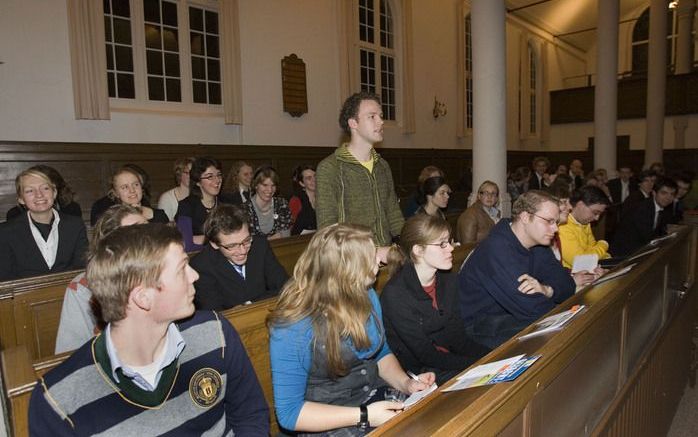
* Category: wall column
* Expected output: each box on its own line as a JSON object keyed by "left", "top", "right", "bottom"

{"left": 644, "top": 0, "right": 668, "bottom": 167}
{"left": 675, "top": 0, "right": 696, "bottom": 74}
{"left": 594, "top": 0, "right": 619, "bottom": 172}
{"left": 471, "top": 0, "right": 509, "bottom": 216}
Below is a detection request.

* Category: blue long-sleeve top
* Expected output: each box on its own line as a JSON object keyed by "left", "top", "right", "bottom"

{"left": 269, "top": 289, "right": 391, "bottom": 430}
{"left": 459, "top": 219, "right": 575, "bottom": 325}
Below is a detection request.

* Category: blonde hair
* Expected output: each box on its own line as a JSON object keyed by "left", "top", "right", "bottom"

{"left": 267, "top": 224, "right": 377, "bottom": 377}
{"left": 87, "top": 224, "right": 182, "bottom": 323}
{"left": 89, "top": 204, "right": 144, "bottom": 254}
{"left": 224, "top": 160, "right": 252, "bottom": 192}
{"left": 15, "top": 169, "right": 56, "bottom": 198}
{"left": 108, "top": 166, "right": 143, "bottom": 202}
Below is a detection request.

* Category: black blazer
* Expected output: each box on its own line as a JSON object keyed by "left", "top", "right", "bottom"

{"left": 380, "top": 262, "right": 490, "bottom": 385}
{"left": 190, "top": 235, "right": 288, "bottom": 311}
{"left": 528, "top": 172, "right": 547, "bottom": 191}
{"left": 221, "top": 190, "right": 250, "bottom": 205}
{"left": 607, "top": 178, "right": 638, "bottom": 205}
{"left": 0, "top": 212, "right": 88, "bottom": 281}
{"left": 610, "top": 198, "right": 670, "bottom": 257}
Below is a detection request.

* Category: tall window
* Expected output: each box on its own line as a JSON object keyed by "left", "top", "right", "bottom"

{"left": 358, "top": 0, "right": 396, "bottom": 120}
{"left": 464, "top": 14, "right": 473, "bottom": 130}
{"left": 528, "top": 43, "right": 537, "bottom": 135}
{"left": 103, "top": 0, "right": 222, "bottom": 106}
{"left": 631, "top": 7, "right": 678, "bottom": 75}
{"left": 104, "top": 0, "right": 135, "bottom": 98}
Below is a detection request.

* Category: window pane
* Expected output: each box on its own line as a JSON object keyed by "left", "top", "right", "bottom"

{"left": 147, "top": 49, "right": 163, "bottom": 75}
{"left": 113, "top": 17, "right": 132, "bottom": 45}
{"left": 193, "top": 80, "right": 206, "bottom": 103}
{"left": 165, "top": 53, "right": 180, "bottom": 76}
{"left": 206, "top": 34, "right": 219, "bottom": 58}
{"left": 103, "top": 0, "right": 110, "bottom": 15}
{"left": 205, "top": 10, "right": 219, "bottom": 34}
{"left": 209, "top": 82, "right": 221, "bottom": 104}
{"left": 107, "top": 72, "right": 116, "bottom": 97}
{"left": 144, "top": 0, "right": 160, "bottom": 23}
{"left": 162, "top": 1, "right": 178, "bottom": 26}
{"left": 106, "top": 44, "right": 114, "bottom": 70}
{"left": 190, "top": 7, "right": 204, "bottom": 31}
{"left": 359, "top": 0, "right": 374, "bottom": 43}
{"left": 191, "top": 56, "right": 205, "bottom": 79}
{"left": 117, "top": 73, "right": 135, "bottom": 98}
{"left": 163, "top": 28, "right": 178, "bottom": 51}
{"left": 115, "top": 45, "right": 133, "bottom": 71}
{"left": 380, "top": 0, "right": 393, "bottom": 49}
{"left": 104, "top": 16, "right": 112, "bottom": 42}
{"left": 166, "top": 78, "right": 181, "bottom": 101}
{"left": 148, "top": 76, "right": 165, "bottom": 100}
{"left": 191, "top": 32, "right": 204, "bottom": 55}
{"left": 112, "top": 0, "right": 130, "bottom": 18}
{"left": 207, "top": 59, "right": 220, "bottom": 81}
{"left": 145, "top": 24, "right": 161, "bottom": 49}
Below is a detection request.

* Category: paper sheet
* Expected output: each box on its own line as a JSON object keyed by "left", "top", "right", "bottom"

{"left": 572, "top": 254, "right": 598, "bottom": 273}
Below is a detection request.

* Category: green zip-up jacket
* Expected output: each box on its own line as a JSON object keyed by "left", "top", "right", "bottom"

{"left": 316, "top": 144, "right": 404, "bottom": 245}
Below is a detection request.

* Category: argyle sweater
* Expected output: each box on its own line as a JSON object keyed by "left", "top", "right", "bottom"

{"left": 29, "top": 311, "right": 269, "bottom": 436}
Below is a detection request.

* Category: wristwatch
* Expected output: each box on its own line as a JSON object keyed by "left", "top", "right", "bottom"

{"left": 357, "top": 403, "right": 369, "bottom": 431}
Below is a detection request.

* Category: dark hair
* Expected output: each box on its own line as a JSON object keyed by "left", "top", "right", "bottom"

{"left": 547, "top": 179, "right": 571, "bottom": 199}
{"left": 654, "top": 177, "right": 678, "bottom": 193}
{"left": 203, "top": 204, "right": 249, "bottom": 245}
{"left": 292, "top": 164, "right": 316, "bottom": 195}
{"left": 637, "top": 169, "right": 657, "bottom": 183}
{"left": 338, "top": 91, "right": 381, "bottom": 136}
{"left": 190, "top": 156, "right": 222, "bottom": 198}
{"left": 672, "top": 171, "right": 693, "bottom": 187}
{"left": 532, "top": 156, "right": 550, "bottom": 169}
{"left": 30, "top": 165, "right": 75, "bottom": 207}
{"left": 511, "top": 166, "right": 531, "bottom": 183}
{"left": 224, "top": 160, "right": 253, "bottom": 193}
{"left": 417, "top": 176, "right": 447, "bottom": 206}
{"left": 511, "top": 190, "right": 558, "bottom": 222}
{"left": 569, "top": 186, "right": 611, "bottom": 207}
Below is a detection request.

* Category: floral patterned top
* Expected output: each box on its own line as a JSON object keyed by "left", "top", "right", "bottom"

{"left": 246, "top": 196, "right": 292, "bottom": 238}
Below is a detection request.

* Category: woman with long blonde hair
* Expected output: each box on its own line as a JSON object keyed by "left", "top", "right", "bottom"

{"left": 268, "top": 224, "right": 435, "bottom": 435}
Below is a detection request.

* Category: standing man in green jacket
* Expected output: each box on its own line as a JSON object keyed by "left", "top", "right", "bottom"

{"left": 316, "top": 92, "right": 404, "bottom": 256}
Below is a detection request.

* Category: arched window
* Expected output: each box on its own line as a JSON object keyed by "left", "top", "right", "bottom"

{"left": 358, "top": 0, "right": 397, "bottom": 120}
{"left": 631, "top": 7, "right": 678, "bottom": 75}
{"left": 528, "top": 42, "right": 537, "bottom": 135}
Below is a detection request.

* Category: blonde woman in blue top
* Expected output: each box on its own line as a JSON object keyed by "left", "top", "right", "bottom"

{"left": 268, "top": 224, "right": 435, "bottom": 435}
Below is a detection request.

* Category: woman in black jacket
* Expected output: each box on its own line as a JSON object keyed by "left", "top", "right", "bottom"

{"left": 381, "top": 214, "right": 490, "bottom": 384}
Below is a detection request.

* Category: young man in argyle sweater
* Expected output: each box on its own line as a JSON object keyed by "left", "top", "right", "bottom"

{"left": 29, "top": 223, "right": 269, "bottom": 436}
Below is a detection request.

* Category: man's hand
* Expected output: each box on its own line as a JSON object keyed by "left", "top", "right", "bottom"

{"left": 517, "top": 274, "right": 552, "bottom": 298}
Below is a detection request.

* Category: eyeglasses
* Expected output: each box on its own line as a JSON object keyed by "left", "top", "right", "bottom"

{"left": 200, "top": 172, "right": 223, "bottom": 181}
{"left": 532, "top": 213, "right": 560, "bottom": 226}
{"left": 218, "top": 236, "right": 253, "bottom": 251}
{"left": 424, "top": 239, "right": 457, "bottom": 249}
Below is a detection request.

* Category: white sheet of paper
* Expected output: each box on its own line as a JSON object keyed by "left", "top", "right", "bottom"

{"left": 403, "top": 383, "right": 438, "bottom": 408}
{"left": 442, "top": 355, "right": 525, "bottom": 392}
{"left": 572, "top": 254, "right": 598, "bottom": 273}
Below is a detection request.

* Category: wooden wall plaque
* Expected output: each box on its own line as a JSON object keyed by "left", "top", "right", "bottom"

{"left": 281, "top": 54, "right": 308, "bottom": 117}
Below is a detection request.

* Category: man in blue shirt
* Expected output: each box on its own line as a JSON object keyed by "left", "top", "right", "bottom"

{"left": 459, "top": 190, "right": 576, "bottom": 349}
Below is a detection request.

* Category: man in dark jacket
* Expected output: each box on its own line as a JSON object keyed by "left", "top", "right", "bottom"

{"left": 459, "top": 190, "right": 576, "bottom": 349}
{"left": 191, "top": 204, "right": 288, "bottom": 311}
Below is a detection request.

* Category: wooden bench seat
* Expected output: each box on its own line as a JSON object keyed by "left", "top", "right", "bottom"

{"left": 1, "top": 242, "right": 474, "bottom": 437}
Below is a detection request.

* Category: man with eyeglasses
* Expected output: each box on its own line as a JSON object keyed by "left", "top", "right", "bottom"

{"left": 190, "top": 204, "right": 288, "bottom": 311}
{"left": 458, "top": 190, "right": 576, "bottom": 349}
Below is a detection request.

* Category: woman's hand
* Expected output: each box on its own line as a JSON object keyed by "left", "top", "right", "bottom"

{"left": 367, "top": 400, "right": 404, "bottom": 427}
{"left": 193, "top": 235, "right": 205, "bottom": 245}
{"left": 404, "top": 372, "right": 436, "bottom": 394}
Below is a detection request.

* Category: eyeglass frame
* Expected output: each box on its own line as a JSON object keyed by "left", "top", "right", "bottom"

{"left": 200, "top": 172, "right": 224, "bottom": 181}
{"left": 531, "top": 213, "right": 560, "bottom": 226}
{"left": 423, "top": 239, "right": 458, "bottom": 249}
{"left": 217, "top": 235, "right": 254, "bottom": 251}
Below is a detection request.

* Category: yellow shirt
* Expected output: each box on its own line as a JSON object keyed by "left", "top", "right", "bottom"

{"left": 558, "top": 213, "right": 610, "bottom": 269}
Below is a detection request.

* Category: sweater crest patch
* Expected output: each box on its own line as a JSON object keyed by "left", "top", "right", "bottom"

{"left": 189, "top": 367, "right": 223, "bottom": 408}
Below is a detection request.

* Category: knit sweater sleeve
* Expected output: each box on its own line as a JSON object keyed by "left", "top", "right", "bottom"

{"left": 29, "top": 380, "right": 76, "bottom": 436}
{"left": 315, "top": 156, "right": 339, "bottom": 229}
{"left": 221, "top": 316, "right": 270, "bottom": 436}
{"left": 381, "top": 161, "right": 405, "bottom": 240}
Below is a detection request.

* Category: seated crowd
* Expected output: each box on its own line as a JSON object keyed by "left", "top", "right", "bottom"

{"left": 1, "top": 92, "right": 693, "bottom": 435}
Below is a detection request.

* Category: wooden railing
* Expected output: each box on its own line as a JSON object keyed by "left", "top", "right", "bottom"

{"left": 369, "top": 225, "right": 697, "bottom": 436}
{"left": 0, "top": 242, "right": 475, "bottom": 437}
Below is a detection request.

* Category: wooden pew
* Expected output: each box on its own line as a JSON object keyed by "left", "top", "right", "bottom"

{"left": 0, "top": 234, "right": 313, "bottom": 361}
{"left": 1, "top": 242, "right": 474, "bottom": 437}
{"left": 369, "top": 226, "right": 698, "bottom": 436}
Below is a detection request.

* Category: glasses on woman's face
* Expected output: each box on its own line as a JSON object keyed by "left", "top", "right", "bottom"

{"left": 200, "top": 172, "right": 223, "bottom": 181}
{"left": 424, "top": 239, "right": 457, "bottom": 249}
{"left": 479, "top": 190, "right": 498, "bottom": 198}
